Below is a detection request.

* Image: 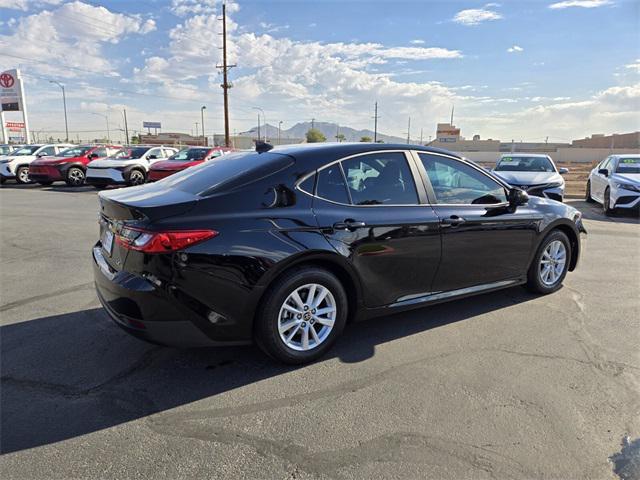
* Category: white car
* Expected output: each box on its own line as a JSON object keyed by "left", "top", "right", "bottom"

{"left": 0, "top": 143, "right": 76, "bottom": 184}
{"left": 586, "top": 154, "right": 640, "bottom": 215}
{"left": 492, "top": 153, "right": 568, "bottom": 202}
{"left": 85, "top": 145, "right": 179, "bottom": 188}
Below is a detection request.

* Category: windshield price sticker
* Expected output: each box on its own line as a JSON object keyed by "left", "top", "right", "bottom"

{"left": 620, "top": 158, "right": 640, "bottom": 164}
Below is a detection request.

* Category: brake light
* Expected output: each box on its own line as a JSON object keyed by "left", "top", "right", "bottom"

{"left": 116, "top": 227, "right": 217, "bottom": 253}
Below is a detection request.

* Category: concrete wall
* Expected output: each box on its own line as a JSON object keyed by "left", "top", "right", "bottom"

{"left": 455, "top": 147, "right": 640, "bottom": 164}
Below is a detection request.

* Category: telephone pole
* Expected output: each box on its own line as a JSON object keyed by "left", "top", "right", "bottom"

{"left": 311, "top": 118, "right": 315, "bottom": 129}
{"left": 217, "top": 3, "right": 236, "bottom": 148}
{"left": 406, "top": 117, "right": 411, "bottom": 144}
{"left": 420, "top": 127, "right": 423, "bottom": 145}
{"left": 372, "top": 101, "right": 379, "bottom": 142}
{"left": 123, "top": 109, "right": 129, "bottom": 145}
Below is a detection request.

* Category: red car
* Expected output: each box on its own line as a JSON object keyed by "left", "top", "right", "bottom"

{"left": 148, "top": 147, "right": 234, "bottom": 181}
{"left": 29, "top": 145, "right": 120, "bottom": 186}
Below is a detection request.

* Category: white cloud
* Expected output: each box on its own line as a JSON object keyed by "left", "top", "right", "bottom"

{"left": 0, "top": 0, "right": 61, "bottom": 11}
{"left": 453, "top": 7, "right": 503, "bottom": 25}
{"left": 0, "top": 1, "right": 156, "bottom": 78}
{"left": 548, "top": 0, "right": 612, "bottom": 9}
{"left": 409, "top": 39, "right": 425, "bottom": 45}
{"left": 625, "top": 59, "right": 640, "bottom": 73}
{"left": 507, "top": 45, "right": 524, "bottom": 53}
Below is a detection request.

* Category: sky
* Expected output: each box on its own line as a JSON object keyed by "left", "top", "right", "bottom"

{"left": 0, "top": 0, "right": 639, "bottom": 143}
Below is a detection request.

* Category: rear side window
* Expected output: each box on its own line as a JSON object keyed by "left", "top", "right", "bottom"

{"left": 341, "top": 152, "right": 418, "bottom": 205}
{"left": 161, "top": 151, "right": 294, "bottom": 196}
{"left": 316, "top": 165, "right": 350, "bottom": 204}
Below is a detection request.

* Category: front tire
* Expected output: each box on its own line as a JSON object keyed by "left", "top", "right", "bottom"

{"left": 585, "top": 181, "right": 595, "bottom": 203}
{"left": 603, "top": 187, "right": 615, "bottom": 216}
{"left": 65, "top": 167, "right": 86, "bottom": 186}
{"left": 126, "top": 168, "right": 146, "bottom": 186}
{"left": 526, "top": 230, "right": 571, "bottom": 294}
{"left": 15, "top": 166, "right": 31, "bottom": 184}
{"left": 255, "top": 267, "right": 348, "bottom": 364}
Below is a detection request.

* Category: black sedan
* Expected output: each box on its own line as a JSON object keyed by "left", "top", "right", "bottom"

{"left": 93, "top": 143, "right": 586, "bottom": 364}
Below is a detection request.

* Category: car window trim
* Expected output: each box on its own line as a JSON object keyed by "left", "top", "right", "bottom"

{"left": 410, "top": 150, "right": 511, "bottom": 207}
{"left": 295, "top": 149, "right": 427, "bottom": 207}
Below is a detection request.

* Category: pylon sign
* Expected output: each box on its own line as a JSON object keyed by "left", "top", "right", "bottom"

{"left": 0, "top": 69, "right": 30, "bottom": 143}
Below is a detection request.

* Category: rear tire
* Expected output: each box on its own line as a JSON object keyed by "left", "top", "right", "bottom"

{"left": 525, "top": 230, "right": 571, "bottom": 294}
{"left": 126, "top": 168, "right": 146, "bottom": 186}
{"left": 585, "top": 181, "right": 595, "bottom": 203}
{"left": 65, "top": 167, "right": 86, "bottom": 187}
{"left": 15, "top": 166, "right": 31, "bottom": 184}
{"left": 603, "top": 187, "right": 615, "bottom": 216}
{"left": 255, "top": 267, "right": 348, "bottom": 364}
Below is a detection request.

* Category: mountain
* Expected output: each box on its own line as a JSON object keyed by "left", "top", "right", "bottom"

{"left": 239, "top": 121, "right": 407, "bottom": 144}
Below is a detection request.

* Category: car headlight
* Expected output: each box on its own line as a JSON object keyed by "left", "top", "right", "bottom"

{"left": 615, "top": 182, "right": 640, "bottom": 193}
{"left": 545, "top": 181, "right": 564, "bottom": 189}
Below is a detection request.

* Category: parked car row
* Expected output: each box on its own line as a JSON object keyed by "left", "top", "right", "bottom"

{"left": 585, "top": 154, "right": 640, "bottom": 215}
{"left": 0, "top": 144, "right": 235, "bottom": 187}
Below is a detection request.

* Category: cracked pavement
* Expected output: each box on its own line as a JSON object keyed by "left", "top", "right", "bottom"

{"left": 1, "top": 186, "right": 639, "bottom": 479}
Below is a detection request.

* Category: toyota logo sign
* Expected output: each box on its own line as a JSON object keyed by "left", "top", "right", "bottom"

{"left": 0, "top": 72, "right": 15, "bottom": 89}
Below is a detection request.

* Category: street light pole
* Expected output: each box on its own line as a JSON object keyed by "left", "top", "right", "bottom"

{"left": 49, "top": 80, "right": 69, "bottom": 141}
{"left": 253, "top": 107, "right": 266, "bottom": 142}
{"left": 90, "top": 112, "right": 110, "bottom": 143}
{"left": 201, "top": 105, "right": 206, "bottom": 146}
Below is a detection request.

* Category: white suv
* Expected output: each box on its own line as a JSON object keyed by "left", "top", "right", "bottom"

{"left": 0, "top": 144, "right": 76, "bottom": 184}
{"left": 85, "top": 145, "right": 178, "bottom": 188}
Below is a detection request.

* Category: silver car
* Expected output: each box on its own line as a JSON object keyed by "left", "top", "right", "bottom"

{"left": 492, "top": 154, "right": 568, "bottom": 202}
{"left": 586, "top": 154, "right": 640, "bottom": 215}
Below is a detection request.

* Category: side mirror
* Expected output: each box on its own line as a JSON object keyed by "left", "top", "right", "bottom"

{"left": 36, "top": 153, "right": 45, "bottom": 157}
{"left": 148, "top": 155, "right": 157, "bottom": 160}
{"left": 508, "top": 188, "right": 529, "bottom": 208}
{"left": 598, "top": 168, "right": 609, "bottom": 177}
{"left": 558, "top": 167, "right": 569, "bottom": 174}
{"left": 88, "top": 153, "right": 98, "bottom": 159}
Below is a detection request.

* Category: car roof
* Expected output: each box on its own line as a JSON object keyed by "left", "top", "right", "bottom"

{"left": 272, "top": 142, "right": 462, "bottom": 158}
{"left": 611, "top": 154, "right": 640, "bottom": 158}
{"left": 499, "top": 153, "right": 550, "bottom": 158}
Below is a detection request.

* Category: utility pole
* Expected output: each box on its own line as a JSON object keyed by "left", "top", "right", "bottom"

{"left": 216, "top": 3, "right": 236, "bottom": 148}
{"left": 49, "top": 80, "right": 69, "bottom": 142}
{"left": 420, "top": 127, "right": 423, "bottom": 145}
{"left": 201, "top": 105, "right": 206, "bottom": 146}
{"left": 450, "top": 105, "right": 454, "bottom": 125}
{"left": 256, "top": 114, "right": 260, "bottom": 141}
{"left": 406, "top": 117, "right": 411, "bottom": 144}
{"left": 278, "top": 120, "right": 283, "bottom": 145}
{"left": 335, "top": 124, "right": 340, "bottom": 142}
{"left": 372, "top": 101, "right": 379, "bottom": 142}
{"left": 311, "top": 118, "right": 315, "bottom": 129}
{"left": 195, "top": 122, "right": 199, "bottom": 138}
{"left": 123, "top": 109, "right": 129, "bottom": 145}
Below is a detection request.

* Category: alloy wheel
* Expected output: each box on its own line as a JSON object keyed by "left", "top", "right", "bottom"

{"left": 68, "top": 168, "right": 85, "bottom": 186}
{"left": 129, "top": 170, "right": 145, "bottom": 185}
{"left": 539, "top": 240, "right": 567, "bottom": 286}
{"left": 277, "top": 283, "right": 336, "bottom": 351}
{"left": 17, "top": 168, "right": 29, "bottom": 183}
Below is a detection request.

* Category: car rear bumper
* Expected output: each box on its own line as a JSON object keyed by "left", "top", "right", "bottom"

{"left": 92, "top": 245, "right": 252, "bottom": 347}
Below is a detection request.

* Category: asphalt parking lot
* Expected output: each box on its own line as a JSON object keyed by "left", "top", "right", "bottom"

{"left": 1, "top": 184, "right": 638, "bottom": 479}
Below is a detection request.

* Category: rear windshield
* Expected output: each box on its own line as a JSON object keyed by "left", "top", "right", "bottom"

{"left": 495, "top": 156, "right": 555, "bottom": 172}
{"left": 170, "top": 148, "right": 210, "bottom": 161}
{"left": 616, "top": 158, "right": 640, "bottom": 174}
{"left": 159, "top": 151, "right": 294, "bottom": 196}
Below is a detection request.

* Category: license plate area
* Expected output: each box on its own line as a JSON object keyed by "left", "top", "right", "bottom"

{"left": 102, "top": 228, "right": 114, "bottom": 256}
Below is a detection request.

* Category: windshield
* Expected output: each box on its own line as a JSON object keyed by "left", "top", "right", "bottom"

{"left": 495, "top": 156, "right": 555, "bottom": 173}
{"left": 109, "top": 147, "right": 150, "bottom": 160}
{"left": 615, "top": 158, "right": 640, "bottom": 174}
{"left": 170, "top": 148, "right": 210, "bottom": 162}
{"left": 57, "top": 146, "right": 93, "bottom": 158}
{"left": 13, "top": 146, "right": 42, "bottom": 156}
{"left": 159, "top": 151, "right": 294, "bottom": 196}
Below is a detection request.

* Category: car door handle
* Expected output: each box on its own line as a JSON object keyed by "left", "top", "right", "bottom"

{"left": 440, "top": 215, "right": 466, "bottom": 227}
{"left": 333, "top": 219, "right": 366, "bottom": 231}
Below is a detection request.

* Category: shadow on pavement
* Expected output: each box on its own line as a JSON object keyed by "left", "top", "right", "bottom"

{"left": 569, "top": 200, "right": 639, "bottom": 225}
{"left": 1, "top": 286, "right": 537, "bottom": 454}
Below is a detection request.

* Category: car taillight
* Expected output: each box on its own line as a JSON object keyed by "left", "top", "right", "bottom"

{"left": 116, "top": 227, "right": 217, "bottom": 253}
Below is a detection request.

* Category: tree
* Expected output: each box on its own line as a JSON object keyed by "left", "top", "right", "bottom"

{"left": 306, "top": 128, "right": 326, "bottom": 143}
{"left": 130, "top": 134, "right": 141, "bottom": 144}
{"left": 360, "top": 136, "right": 372, "bottom": 142}
{"left": 335, "top": 133, "right": 346, "bottom": 142}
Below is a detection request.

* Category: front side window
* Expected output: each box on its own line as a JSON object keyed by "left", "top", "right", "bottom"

{"left": 170, "top": 148, "right": 209, "bottom": 161}
{"left": 38, "top": 146, "right": 56, "bottom": 156}
{"left": 420, "top": 154, "right": 507, "bottom": 205}
{"left": 92, "top": 147, "right": 107, "bottom": 157}
{"left": 13, "top": 146, "right": 41, "bottom": 156}
{"left": 316, "top": 164, "right": 350, "bottom": 204}
{"left": 341, "top": 152, "right": 418, "bottom": 205}
{"left": 495, "top": 156, "right": 554, "bottom": 172}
